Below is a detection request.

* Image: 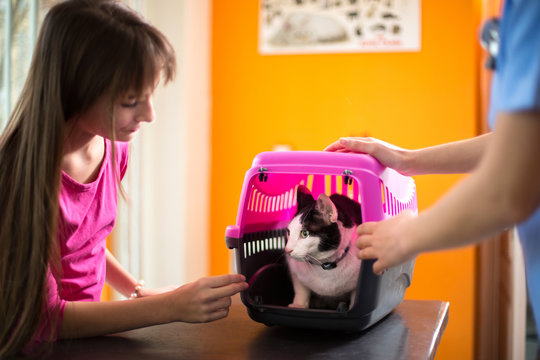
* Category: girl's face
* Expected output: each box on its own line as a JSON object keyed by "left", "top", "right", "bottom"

{"left": 77, "top": 86, "right": 155, "bottom": 143}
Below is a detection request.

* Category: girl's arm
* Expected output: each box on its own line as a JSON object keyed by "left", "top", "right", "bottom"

{"left": 105, "top": 249, "right": 176, "bottom": 298}
{"left": 357, "top": 111, "right": 540, "bottom": 274}
{"left": 105, "top": 249, "right": 138, "bottom": 298}
{"left": 325, "top": 133, "right": 492, "bottom": 176}
{"left": 58, "top": 274, "right": 248, "bottom": 338}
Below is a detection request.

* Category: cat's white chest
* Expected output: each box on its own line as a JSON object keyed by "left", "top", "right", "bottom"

{"left": 287, "top": 251, "right": 361, "bottom": 297}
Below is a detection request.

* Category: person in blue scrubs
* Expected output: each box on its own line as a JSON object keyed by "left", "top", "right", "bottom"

{"left": 326, "top": 0, "right": 540, "bottom": 337}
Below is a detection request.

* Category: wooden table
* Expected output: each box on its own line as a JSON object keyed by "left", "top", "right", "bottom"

{"left": 48, "top": 296, "right": 449, "bottom": 360}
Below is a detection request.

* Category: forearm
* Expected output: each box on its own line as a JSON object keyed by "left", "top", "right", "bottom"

{"left": 405, "top": 133, "right": 492, "bottom": 176}
{"left": 407, "top": 112, "right": 540, "bottom": 253}
{"left": 58, "top": 274, "right": 249, "bottom": 339}
{"left": 105, "top": 249, "right": 138, "bottom": 298}
{"left": 328, "top": 133, "right": 492, "bottom": 176}
{"left": 409, "top": 171, "right": 511, "bottom": 254}
{"left": 59, "top": 294, "right": 170, "bottom": 339}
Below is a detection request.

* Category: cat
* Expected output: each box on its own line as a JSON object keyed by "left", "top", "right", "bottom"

{"left": 285, "top": 185, "right": 363, "bottom": 310}
{"left": 270, "top": 12, "right": 349, "bottom": 46}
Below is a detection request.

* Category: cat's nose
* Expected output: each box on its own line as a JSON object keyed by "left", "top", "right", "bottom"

{"left": 285, "top": 247, "right": 293, "bottom": 255}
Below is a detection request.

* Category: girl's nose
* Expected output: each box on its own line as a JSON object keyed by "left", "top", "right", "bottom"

{"left": 138, "top": 97, "right": 155, "bottom": 123}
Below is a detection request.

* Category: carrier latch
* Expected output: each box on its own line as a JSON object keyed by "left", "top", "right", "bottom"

{"left": 258, "top": 167, "right": 268, "bottom": 182}
{"left": 343, "top": 170, "right": 354, "bottom": 185}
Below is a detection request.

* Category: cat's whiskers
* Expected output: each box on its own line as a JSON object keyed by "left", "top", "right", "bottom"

{"left": 274, "top": 252, "right": 286, "bottom": 265}
{"left": 305, "top": 254, "right": 323, "bottom": 265}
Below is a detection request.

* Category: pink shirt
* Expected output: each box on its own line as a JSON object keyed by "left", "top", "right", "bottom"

{"left": 35, "top": 139, "right": 129, "bottom": 343}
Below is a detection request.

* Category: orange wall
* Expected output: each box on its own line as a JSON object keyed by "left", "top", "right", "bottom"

{"left": 211, "top": 2, "right": 480, "bottom": 359}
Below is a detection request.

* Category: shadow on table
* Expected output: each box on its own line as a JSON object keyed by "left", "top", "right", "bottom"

{"left": 248, "top": 311, "right": 410, "bottom": 360}
{"left": 44, "top": 335, "right": 152, "bottom": 360}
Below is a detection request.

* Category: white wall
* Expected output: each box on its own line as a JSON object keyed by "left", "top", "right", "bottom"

{"left": 114, "top": 0, "right": 211, "bottom": 289}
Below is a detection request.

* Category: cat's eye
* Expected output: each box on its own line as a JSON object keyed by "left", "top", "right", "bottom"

{"left": 300, "top": 230, "right": 309, "bottom": 238}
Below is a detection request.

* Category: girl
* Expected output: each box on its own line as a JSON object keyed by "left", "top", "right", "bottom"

{"left": 0, "top": 0, "right": 248, "bottom": 357}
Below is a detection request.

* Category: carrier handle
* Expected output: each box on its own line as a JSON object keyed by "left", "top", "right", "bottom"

{"left": 226, "top": 237, "right": 240, "bottom": 249}
{"left": 225, "top": 225, "right": 241, "bottom": 249}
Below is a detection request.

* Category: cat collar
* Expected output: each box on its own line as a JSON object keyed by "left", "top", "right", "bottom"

{"left": 320, "top": 245, "right": 350, "bottom": 270}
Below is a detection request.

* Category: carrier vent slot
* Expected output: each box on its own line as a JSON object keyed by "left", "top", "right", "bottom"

{"left": 382, "top": 181, "right": 417, "bottom": 216}
{"left": 243, "top": 229, "right": 288, "bottom": 259}
{"left": 247, "top": 186, "right": 297, "bottom": 214}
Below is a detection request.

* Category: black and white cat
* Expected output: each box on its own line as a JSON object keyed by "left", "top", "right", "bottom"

{"left": 285, "top": 185, "right": 363, "bottom": 310}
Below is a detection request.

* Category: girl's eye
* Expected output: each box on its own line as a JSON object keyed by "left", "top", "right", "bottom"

{"left": 120, "top": 95, "right": 139, "bottom": 108}
{"left": 121, "top": 101, "right": 138, "bottom": 108}
{"left": 300, "top": 230, "right": 309, "bottom": 238}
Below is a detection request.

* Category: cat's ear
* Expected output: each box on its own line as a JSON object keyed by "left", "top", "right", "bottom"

{"left": 329, "top": 194, "right": 362, "bottom": 227}
{"left": 296, "top": 185, "right": 314, "bottom": 213}
{"left": 316, "top": 193, "right": 338, "bottom": 224}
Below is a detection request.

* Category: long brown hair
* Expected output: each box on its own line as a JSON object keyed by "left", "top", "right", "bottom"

{"left": 0, "top": 0, "right": 175, "bottom": 356}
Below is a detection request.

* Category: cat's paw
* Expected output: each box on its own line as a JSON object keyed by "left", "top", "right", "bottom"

{"left": 288, "top": 302, "right": 309, "bottom": 309}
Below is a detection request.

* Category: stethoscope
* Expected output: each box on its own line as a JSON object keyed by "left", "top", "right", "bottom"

{"left": 479, "top": 17, "right": 500, "bottom": 70}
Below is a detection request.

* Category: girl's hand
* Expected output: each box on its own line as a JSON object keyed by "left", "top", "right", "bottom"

{"left": 325, "top": 137, "right": 413, "bottom": 176}
{"left": 164, "top": 274, "right": 249, "bottom": 323}
{"left": 356, "top": 210, "right": 418, "bottom": 275}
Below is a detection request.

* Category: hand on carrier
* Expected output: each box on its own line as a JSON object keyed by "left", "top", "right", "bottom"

{"left": 165, "top": 274, "right": 248, "bottom": 323}
{"left": 356, "top": 210, "right": 418, "bottom": 275}
{"left": 325, "top": 137, "right": 412, "bottom": 176}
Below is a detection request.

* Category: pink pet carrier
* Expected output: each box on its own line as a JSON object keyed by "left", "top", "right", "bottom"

{"left": 225, "top": 151, "right": 417, "bottom": 331}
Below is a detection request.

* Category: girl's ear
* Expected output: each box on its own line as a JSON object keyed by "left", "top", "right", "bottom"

{"left": 315, "top": 193, "right": 338, "bottom": 224}
{"left": 296, "top": 185, "right": 314, "bottom": 213}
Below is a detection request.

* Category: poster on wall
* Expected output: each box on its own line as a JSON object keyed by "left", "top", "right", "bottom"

{"left": 259, "top": 0, "right": 421, "bottom": 55}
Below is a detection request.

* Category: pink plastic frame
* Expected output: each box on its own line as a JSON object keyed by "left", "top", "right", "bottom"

{"left": 226, "top": 151, "right": 417, "bottom": 242}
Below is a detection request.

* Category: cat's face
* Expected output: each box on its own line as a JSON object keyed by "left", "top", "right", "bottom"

{"left": 285, "top": 213, "right": 341, "bottom": 263}
{"left": 285, "top": 188, "right": 341, "bottom": 263}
